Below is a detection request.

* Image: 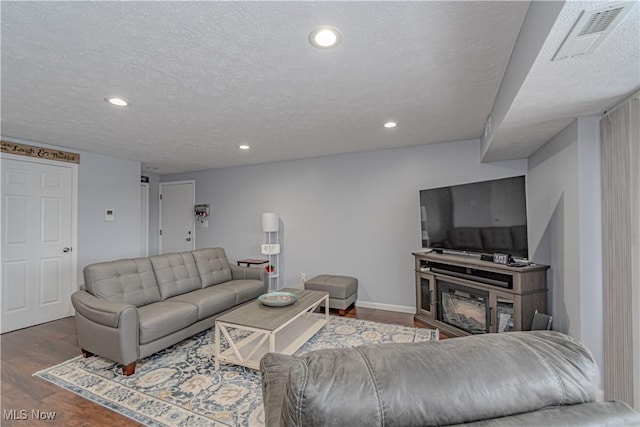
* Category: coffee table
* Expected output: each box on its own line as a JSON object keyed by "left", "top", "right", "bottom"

{"left": 214, "top": 288, "right": 329, "bottom": 370}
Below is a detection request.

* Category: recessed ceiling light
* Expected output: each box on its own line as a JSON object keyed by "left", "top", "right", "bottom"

{"left": 384, "top": 121, "right": 397, "bottom": 128}
{"left": 239, "top": 144, "right": 250, "bottom": 150}
{"left": 105, "top": 97, "right": 130, "bottom": 107}
{"left": 309, "top": 27, "right": 342, "bottom": 49}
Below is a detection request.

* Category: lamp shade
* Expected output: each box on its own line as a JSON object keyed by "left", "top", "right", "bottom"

{"left": 262, "top": 212, "right": 279, "bottom": 232}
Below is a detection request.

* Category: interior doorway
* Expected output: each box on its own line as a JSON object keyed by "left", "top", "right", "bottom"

{"left": 140, "top": 183, "right": 149, "bottom": 257}
{"left": 1, "top": 155, "right": 77, "bottom": 333}
{"left": 159, "top": 180, "right": 195, "bottom": 254}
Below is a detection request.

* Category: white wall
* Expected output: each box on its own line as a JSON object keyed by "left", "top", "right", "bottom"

{"left": 527, "top": 116, "right": 603, "bottom": 385}
{"left": 162, "top": 139, "right": 527, "bottom": 310}
{"left": 481, "top": 0, "right": 564, "bottom": 158}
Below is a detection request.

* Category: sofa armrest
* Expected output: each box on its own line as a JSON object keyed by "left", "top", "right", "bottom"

{"left": 261, "top": 353, "right": 305, "bottom": 427}
{"left": 231, "top": 264, "right": 268, "bottom": 286}
{"left": 72, "top": 290, "right": 137, "bottom": 328}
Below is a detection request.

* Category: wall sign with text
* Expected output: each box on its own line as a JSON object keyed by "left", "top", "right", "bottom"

{"left": 1, "top": 140, "right": 80, "bottom": 164}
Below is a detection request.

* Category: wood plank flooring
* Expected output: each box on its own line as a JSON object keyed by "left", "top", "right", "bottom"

{"left": 0, "top": 306, "right": 443, "bottom": 426}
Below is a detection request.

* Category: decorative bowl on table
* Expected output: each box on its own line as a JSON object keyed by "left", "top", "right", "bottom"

{"left": 258, "top": 291, "right": 298, "bottom": 307}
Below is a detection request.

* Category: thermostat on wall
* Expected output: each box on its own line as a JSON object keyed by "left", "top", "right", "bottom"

{"left": 105, "top": 209, "right": 115, "bottom": 221}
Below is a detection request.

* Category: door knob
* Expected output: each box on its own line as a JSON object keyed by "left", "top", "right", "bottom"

{"left": 186, "top": 238, "right": 191, "bottom": 242}
{"left": 63, "top": 247, "right": 72, "bottom": 253}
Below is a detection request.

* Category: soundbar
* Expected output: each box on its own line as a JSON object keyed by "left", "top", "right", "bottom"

{"left": 428, "top": 262, "right": 513, "bottom": 289}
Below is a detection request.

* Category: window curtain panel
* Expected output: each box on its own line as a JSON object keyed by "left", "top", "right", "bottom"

{"left": 600, "top": 92, "right": 639, "bottom": 409}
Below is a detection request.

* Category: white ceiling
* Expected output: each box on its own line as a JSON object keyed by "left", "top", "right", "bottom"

{"left": 1, "top": 1, "right": 638, "bottom": 174}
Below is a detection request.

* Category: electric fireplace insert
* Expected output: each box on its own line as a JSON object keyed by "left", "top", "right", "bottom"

{"left": 437, "top": 280, "right": 489, "bottom": 334}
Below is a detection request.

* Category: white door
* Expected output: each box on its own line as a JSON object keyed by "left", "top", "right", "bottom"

{"left": 140, "top": 183, "right": 149, "bottom": 257}
{"left": 160, "top": 180, "right": 195, "bottom": 254}
{"left": 1, "top": 158, "right": 75, "bottom": 333}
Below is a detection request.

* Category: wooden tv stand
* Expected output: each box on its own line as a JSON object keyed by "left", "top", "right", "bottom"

{"left": 413, "top": 252, "right": 549, "bottom": 337}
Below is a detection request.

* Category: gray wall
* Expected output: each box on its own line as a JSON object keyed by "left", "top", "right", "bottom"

{"left": 527, "top": 116, "right": 603, "bottom": 386}
{"left": 1, "top": 137, "right": 144, "bottom": 285}
{"left": 162, "top": 139, "right": 527, "bottom": 310}
{"left": 77, "top": 152, "right": 142, "bottom": 281}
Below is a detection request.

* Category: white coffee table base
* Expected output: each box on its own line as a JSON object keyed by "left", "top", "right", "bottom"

{"left": 215, "top": 293, "right": 329, "bottom": 370}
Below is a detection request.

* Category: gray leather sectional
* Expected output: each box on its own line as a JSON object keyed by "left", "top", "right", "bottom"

{"left": 261, "top": 331, "right": 640, "bottom": 426}
{"left": 71, "top": 247, "right": 267, "bottom": 375}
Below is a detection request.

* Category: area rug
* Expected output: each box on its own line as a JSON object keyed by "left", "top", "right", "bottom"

{"left": 35, "top": 314, "right": 438, "bottom": 426}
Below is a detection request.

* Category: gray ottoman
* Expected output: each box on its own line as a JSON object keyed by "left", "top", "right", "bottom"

{"left": 304, "top": 275, "right": 358, "bottom": 316}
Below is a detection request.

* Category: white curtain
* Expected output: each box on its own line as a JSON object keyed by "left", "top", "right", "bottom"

{"left": 600, "top": 92, "right": 639, "bottom": 409}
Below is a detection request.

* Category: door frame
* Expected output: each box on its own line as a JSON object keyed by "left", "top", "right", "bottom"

{"left": 140, "top": 182, "right": 149, "bottom": 257}
{"left": 159, "top": 180, "right": 195, "bottom": 254}
{"left": 0, "top": 150, "right": 79, "bottom": 318}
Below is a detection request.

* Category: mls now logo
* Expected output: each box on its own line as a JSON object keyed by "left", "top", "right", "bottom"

{"left": 3, "top": 409, "right": 56, "bottom": 421}
{"left": 3, "top": 410, "right": 28, "bottom": 420}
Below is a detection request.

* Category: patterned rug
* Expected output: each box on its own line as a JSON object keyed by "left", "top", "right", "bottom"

{"left": 35, "top": 314, "right": 438, "bottom": 426}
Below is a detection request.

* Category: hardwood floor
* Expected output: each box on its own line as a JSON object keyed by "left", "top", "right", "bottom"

{"left": 1, "top": 316, "right": 137, "bottom": 426}
{"left": 1, "top": 306, "right": 444, "bottom": 426}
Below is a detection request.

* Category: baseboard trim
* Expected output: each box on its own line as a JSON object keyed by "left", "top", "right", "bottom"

{"left": 355, "top": 301, "right": 416, "bottom": 314}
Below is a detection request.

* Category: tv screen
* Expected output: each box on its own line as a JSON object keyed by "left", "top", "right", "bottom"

{"left": 419, "top": 176, "right": 528, "bottom": 259}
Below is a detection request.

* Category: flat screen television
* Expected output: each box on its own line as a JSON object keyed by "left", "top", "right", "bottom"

{"left": 419, "top": 175, "right": 528, "bottom": 260}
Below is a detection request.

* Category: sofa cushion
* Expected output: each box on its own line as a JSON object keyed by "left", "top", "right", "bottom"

{"left": 455, "top": 401, "right": 640, "bottom": 427}
{"left": 150, "top": 252, "right": 202, "bottom": 300}
{"left": 83, "top": 258, "right": 161, "bottom": 307}
{"left": 267, "top": 331, "right": 599, "bottom": 426}
{"left": 215, "top": 280, "right": 266, "bottom": 305}
{"left": 167, "top": 286, "right": 236, "bottom": 320}
{"left": 192, "top": 248, "right": 233, "bottom": 287}
{"left": 510, "top": 225, "right": 528, "bottom": 252}
{"left": 480, "top": 227, "right": 514, "bottom": 252}
{"left": 138, "top": 301, "right": 198, "bottom": 344}
{"left": 445, "top": 227, "right": 483, "bottom": 251}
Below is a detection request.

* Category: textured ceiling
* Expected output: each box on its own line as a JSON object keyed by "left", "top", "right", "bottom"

{"left": 484, "top": 1, "right": 640, "bottom": 161}
{"left": 1, "top": 1, "right": 638, "bottom": 174}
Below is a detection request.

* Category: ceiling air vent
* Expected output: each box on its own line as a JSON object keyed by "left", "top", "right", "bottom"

{"left": 553, "top": 2, "right": 635, "bottom": 61}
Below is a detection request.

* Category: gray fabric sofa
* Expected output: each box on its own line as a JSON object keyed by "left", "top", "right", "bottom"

{"left": 261, "top": 331, "right": 639, "bottom": 426}
{"left": 72, "top": 247, "right": 267, "bottom": 375}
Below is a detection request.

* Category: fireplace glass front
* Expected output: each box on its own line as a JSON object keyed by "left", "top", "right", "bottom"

{"left": 437, "top": 280, "right": 489, "bottom": 334}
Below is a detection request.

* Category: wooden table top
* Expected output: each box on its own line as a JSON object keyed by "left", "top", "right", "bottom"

{"left": 216, "top": 288, "right": 328, "bottom": 331}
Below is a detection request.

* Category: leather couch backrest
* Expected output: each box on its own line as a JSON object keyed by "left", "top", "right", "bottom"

{"left": 446, "top": 227, "right": 483, "bottom": 250}
{"left": 277, "top": 331, "right": 598, "bottom": 426}
{"left": 480, "top": 227, "right": 514, "bottom": 251}
{"left": 191, "top": 248, "right": 233, "bottom": 287}
{"left": 149, "top": 252, "right": 202, "bottom": 300}
{"left": 511, "top": 224, "right": 528, "bottom": 252}
{"left": 83, "top": 258, "right": 161, "bottom": 307}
